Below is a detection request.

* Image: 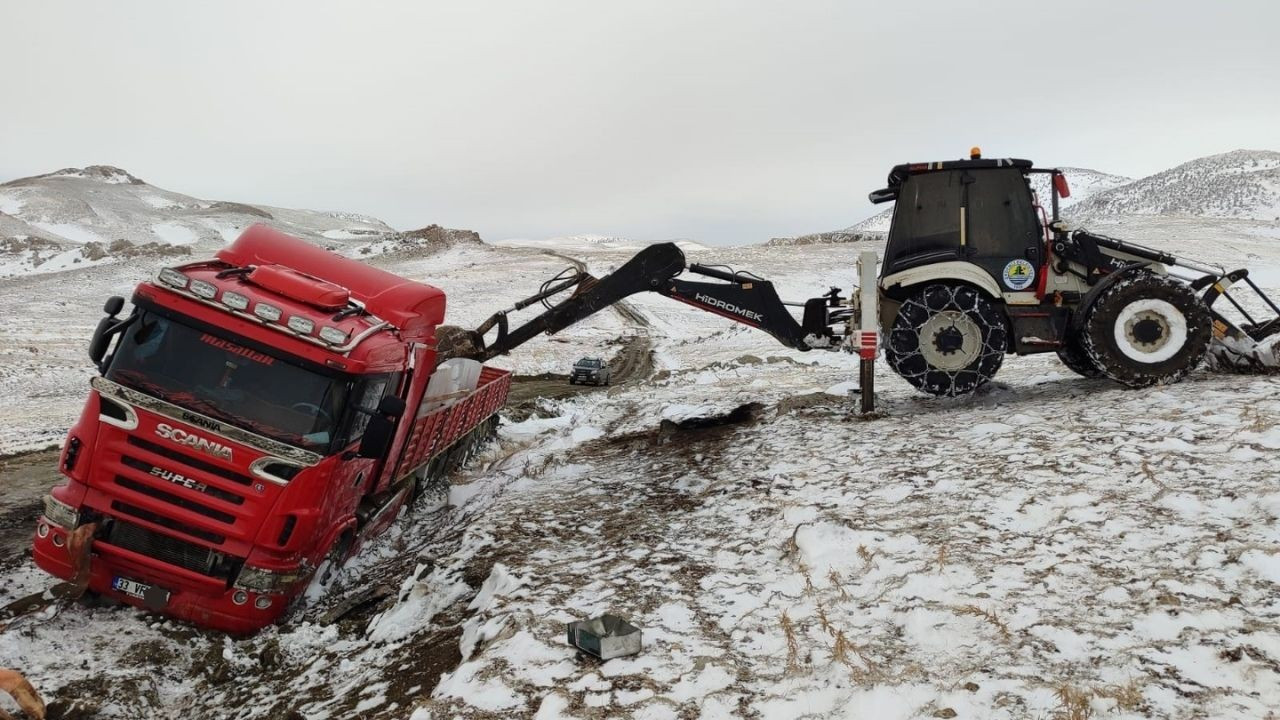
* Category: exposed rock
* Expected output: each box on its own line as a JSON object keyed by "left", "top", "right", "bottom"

{"left": 207, "top": 201, "right": 274, "bottom": 219}
{"left": 395, "top": 224, "right": 483, "bottom": 246}
{"left": 80, "top": 239, "right": 193, "bottom": 262}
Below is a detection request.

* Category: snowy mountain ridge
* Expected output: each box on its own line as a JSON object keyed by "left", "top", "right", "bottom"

{"left": 0, "top": 165, "right": 478, "bottom": 278}
{"left": 1074, "top": 149, "right": 1280, "bottom": 222}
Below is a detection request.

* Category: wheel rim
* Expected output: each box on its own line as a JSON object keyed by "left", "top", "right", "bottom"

{"left": 1113, "top": 298, "right": 1187, "bottom": 363}
{"left": 918, "top": 310, "right": 982, "bottom": 371}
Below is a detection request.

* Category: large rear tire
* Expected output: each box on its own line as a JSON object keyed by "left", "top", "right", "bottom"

{"left": 885, "top": 284, "right": 1007, "bottom": 397}
{"left": 1082, "top": 273, "right": 1211, "bottom": 388}
{"left": 1057, "top": 332, "right": 1104, "bottom": 378}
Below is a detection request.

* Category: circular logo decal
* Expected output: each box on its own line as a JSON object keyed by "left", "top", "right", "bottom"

{"left": 1002, "top": 259, "right": 1036, "bottom": 290}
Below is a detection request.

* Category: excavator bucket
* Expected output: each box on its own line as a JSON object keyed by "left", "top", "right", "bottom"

{"left": 1197, "top": 269, "right": 1280, "bottom": 372}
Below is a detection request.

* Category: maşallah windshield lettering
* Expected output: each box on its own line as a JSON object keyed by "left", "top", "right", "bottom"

{"left": 106, "top": 310, "right": 350, "bottom": 452}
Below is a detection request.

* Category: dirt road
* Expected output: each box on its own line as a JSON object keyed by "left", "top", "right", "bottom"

{"left": 0, "top": 450, "right": 59, "bottom": 569}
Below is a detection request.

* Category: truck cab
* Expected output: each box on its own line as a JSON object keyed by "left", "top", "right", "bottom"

{"left": 32, "top": 224, "right": 509, "bottom": 633}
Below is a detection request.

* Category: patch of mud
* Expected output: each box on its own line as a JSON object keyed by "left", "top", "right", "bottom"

{"left": 0, "top": 449, "right": 60, "bottom": 571}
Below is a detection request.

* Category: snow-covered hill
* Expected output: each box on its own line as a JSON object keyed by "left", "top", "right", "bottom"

{"left": 1030, "top": 166, "right": 1134, "bottom": 209}
{"left": 0, "top": 166, "right": 400, "bottom": 278}
{"left": 1073, "top": 149, "right": 1280, "bottom": 222}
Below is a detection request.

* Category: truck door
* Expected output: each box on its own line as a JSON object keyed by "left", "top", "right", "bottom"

{"left": 331, "top": 373, "right": 401, "bottom": 519}
{"left": 964, "top": 168, "right": 1043, "bottom": 298}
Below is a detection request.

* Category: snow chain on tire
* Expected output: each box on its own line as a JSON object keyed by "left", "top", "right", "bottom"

{"left": 885, "top": 284, "right": 1007, "bottom": 397}
{"left": 1081, "top": 273, "right": 1211, "bottom": 388}
{"left": 1056, "top": 332, "right": 1104, "bottom": 378}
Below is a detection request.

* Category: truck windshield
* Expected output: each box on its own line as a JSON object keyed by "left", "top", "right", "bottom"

{"left": 106, "top": 310, "right": 349, "bottom": 452}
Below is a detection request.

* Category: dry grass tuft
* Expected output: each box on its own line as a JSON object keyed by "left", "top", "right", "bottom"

{"left": 1093, "top": 679, "right": 1143, "bottom": 712}
{"left": 780, "top": 611, "right": 802, "bottom": 675}
{"left": 815, "top": 603, "right": 835, "bottom": 637}
{"left": 828, "top": 569, "right": 850, "bottom": 601}
{"left": 1052, "top": 684, "right": 1094, "bottom": 720}
{"left": 935, "top": 544, "right": 948, "bottom": 573}
{"left": 955, "top": 604, "right": 1011, "bottom": 641}
{"left": 802, "top": 566, "right": 818, "bottom": 597}
{"left": 831, "top": 630, "right": 879, "bottom": 682}
{"left": 857, "top": 544, "right": 875, "bottom": 570}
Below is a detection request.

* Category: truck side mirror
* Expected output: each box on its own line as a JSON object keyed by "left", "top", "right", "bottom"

{"left": 89, "top": 296, "right": 128, "bottom": 370}
{"left": 356, "top": 396, "right": 405, "bottom": 459}
{"left": 356, "top": 416, "right": 394, "bottom": 459}
{"left": 377, "top": 395, "right": 406, "bottom": 418}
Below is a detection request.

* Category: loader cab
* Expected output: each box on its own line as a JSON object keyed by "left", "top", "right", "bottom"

{"left": 875, "top": 157, "right": 1044, "bottom": 296}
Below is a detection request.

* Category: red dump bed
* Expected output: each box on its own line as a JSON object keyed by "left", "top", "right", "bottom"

{"left": 400, "top": 366, "right": 512, "bottom": 470}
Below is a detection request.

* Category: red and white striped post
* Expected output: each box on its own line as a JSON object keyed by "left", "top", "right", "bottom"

{"left": 857, "top": 250, "right": 879, "bottom": 414}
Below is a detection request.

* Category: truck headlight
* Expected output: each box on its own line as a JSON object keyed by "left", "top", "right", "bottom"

{"left": 287, "top": 316, "right": 315, "bottom": 334}
{"left": 235, "top": 564, "right": 308, "bottom": 593}
{"left": 42, "top": 494, "right": 79, "bottom": 530}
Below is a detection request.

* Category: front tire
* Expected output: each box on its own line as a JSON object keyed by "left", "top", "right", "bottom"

{"left": 1082, "top": 273, "right": 1211, "bottom": 388}
{"left": 885, "top": 284, "right": 1007, "bottom": 397}
{"left": 1057, "top": 332, "right": 1104, "bottom": 378}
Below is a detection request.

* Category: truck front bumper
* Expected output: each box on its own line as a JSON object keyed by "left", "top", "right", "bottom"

{"left": 32, "top": 517, "right": 294, "bottom": 634}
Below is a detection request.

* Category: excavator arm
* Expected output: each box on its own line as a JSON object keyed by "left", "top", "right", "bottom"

{"left": 446, "top": 242, "right": 850, "bottom": 363}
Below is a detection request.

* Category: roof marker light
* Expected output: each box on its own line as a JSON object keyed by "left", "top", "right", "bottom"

{"left": 254, "top": 303, "right": 283, "bottom": 322}
{"left": 318, "top": 326, "right": 349, "bottom": 345}
{"left": 190, "top": 280, "right": 218, "bottom": 299}
{"left": 158, "top": 268, "right": 188, "bottom": 289}
{"left": 287, "top": 316, "right": 315, "bottom": 334}
{"left": 222, "top": 291, "right": 249, "bottom": 310}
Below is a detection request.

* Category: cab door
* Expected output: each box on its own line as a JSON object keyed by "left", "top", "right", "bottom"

{"left": 330, "top": 373, "right": 401, "bottom": 520}
{"left": 964, "top": 168, "right": 1044, "bottom": 298}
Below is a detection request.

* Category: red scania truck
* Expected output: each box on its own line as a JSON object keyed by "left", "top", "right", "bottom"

{"left": 31, "top": 224, "right": 510, "bottom": 633}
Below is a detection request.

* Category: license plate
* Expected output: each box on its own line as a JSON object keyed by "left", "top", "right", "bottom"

{"left": 111, "top": 576, "right": 170, "bottom": 607}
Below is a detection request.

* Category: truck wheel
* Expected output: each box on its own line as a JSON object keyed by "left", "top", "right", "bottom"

{"left": 885, "top": 284, "right": 1007, "bottom": 397}
{"left": 1082, "top": 273, "right": 1211, "bottom": 388}
{"left": 1057, "top": 332, "right": 1104, "bottom": 378}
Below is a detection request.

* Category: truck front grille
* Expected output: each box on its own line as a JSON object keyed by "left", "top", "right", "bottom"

{"left": 114, "top": 475, "right": 237, "bottom": 524}
{"left": 104, "top": 518, "right": 236, "bottom": 578}
{"left": 109, "top": 501, "right": 225, "bottom": 545}
{"left": 125, "top": 436, "right": 253, "bottom": 487}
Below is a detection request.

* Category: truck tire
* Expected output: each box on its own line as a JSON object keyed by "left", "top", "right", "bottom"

{"left": 1057, "top": 332, "right": 1104, "bottom": 378}
{"left": 885, "top": 284, "right": 1007, "bottom": 397}
{"left": 1081, "top": 273, "right": 1211, "bottom": 388}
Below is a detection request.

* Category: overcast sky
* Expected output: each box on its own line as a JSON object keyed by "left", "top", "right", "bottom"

{"left": 2, "top": 1, "right": 1278, "bottom": 245}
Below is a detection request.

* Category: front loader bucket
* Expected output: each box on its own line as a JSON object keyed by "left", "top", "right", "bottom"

{"left": 1197, "top": 269, "right": 1280, "bottom": 373}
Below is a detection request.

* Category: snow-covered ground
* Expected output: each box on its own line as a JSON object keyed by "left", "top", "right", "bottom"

{"left": 3, "top": 151, "right": 1280, "bottom": 718}
{"left": 2, "top": 210, "right": 1280, "bottom": 719}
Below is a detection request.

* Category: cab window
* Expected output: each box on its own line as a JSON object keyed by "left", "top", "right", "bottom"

{"left": 338, "top": 372, "right": 402, "bottom": 447}
{"left": 966, "top": 168, "right": 1040, "bottom": 260}
{"left": 885, "top": 171, "right": 962, "bottom": 271}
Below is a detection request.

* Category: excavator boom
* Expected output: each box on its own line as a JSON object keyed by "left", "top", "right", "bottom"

{"left": 442, "top": 242, "right": 852, "bottom": 363}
